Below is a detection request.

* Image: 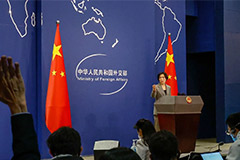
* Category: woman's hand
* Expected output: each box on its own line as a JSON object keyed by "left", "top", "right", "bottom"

{"left": 152, "top": 84, "right": 156, "bottom": 92}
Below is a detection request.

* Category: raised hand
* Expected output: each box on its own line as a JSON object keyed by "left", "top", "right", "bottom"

{"left": 0, "top": 56, "right": 27, "bottom": 114}
{"left": 152, "top": 84, "right": 156, "bottom": 92}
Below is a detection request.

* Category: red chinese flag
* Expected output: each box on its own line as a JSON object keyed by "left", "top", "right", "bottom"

{"left": 164, "top": 34, "right": 178, "bottom": 96}
{"left": 45, "top": 22, "right": 72, "bottom": 133}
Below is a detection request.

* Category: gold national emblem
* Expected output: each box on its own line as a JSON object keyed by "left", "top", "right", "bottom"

{"left": 186, "top": 96, "right": 192, "bottom": 104}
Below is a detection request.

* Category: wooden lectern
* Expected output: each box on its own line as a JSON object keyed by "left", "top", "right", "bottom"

{"left": 154, "top": 96, "right": 204, "bottom": 153}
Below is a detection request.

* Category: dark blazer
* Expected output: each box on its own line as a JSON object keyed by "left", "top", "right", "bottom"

{"left": 11, "top": 113, "right": 40, "bottom": 160}
{"left": 151, "top": 84, "right": 171, "bottom": 115}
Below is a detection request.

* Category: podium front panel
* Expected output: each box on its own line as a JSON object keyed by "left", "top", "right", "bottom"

{"left": 155, "top": 96, "right": 204, "bottom": 153}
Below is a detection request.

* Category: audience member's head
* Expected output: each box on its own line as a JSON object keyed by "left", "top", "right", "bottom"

{"left": 99, "top": 147, "right": 141, "bottom": 160}
{"left": 148, "top": 130, "right": 179, "bottom": 160}
{"left": 226, "top": 112, "right": 240, "bottom": 141}
{"left": 47, "top": 126, "right": 82, "bottom": 157}
{"left": 134, "top": 118, "right": 156, "bottom": 143}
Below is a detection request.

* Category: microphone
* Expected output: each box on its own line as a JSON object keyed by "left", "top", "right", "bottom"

{"left": 218, "top": 141, "right": 224, "bottom": 151}
{"left": 209, "top": 141, "right": 224, "bottom": 152}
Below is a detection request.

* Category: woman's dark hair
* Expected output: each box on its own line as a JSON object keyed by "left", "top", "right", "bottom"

{"left": 157, "top": 72, "right": 168, "bottom": 81}
{"left": 226, "top": 112, "right": 240, "bottom": 130}
{"left": 134, "top": 119, "right": 156, "bottom": 144}
{"left": 99, "top": 147, "right": 141, "bottom": 160}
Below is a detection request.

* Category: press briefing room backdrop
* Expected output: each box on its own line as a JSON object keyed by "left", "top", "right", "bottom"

{"left": 0, "top": 0, "right": 240, "bottom": 159}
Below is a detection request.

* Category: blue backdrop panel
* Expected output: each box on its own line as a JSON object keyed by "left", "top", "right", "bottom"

{"left": 40, "top": 0, "right": 155, "bottom": 157}
{"left": 186, "top": 1, "right": 215, "bottom": 54}
{"left": 40, "top": 0, "right": 186, "bottom": 157}
{"left": 223, "top": 0, "right": 240, "bottom": 142}
{"left": 0, "top": 0, "right": 37, "bottom": 159}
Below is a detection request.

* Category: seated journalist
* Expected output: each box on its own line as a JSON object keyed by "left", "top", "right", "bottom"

{"left": 148, "top": 130, "right": 179, "bottom": 160}
{"left": 131, "top": 119, "right": 156, "bottom": 160}
{"left": 225, "top": 112, "right": 240, "bottom": 160}
{"left": 47, "top": 126, "right": 84, "bottom": 160}
{"left": 0, "top": 55, "right": 40, "bottom": 160}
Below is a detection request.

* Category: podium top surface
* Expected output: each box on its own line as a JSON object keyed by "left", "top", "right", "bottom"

{"left": 154, "top": 96, "right": 204, "bottom": 114}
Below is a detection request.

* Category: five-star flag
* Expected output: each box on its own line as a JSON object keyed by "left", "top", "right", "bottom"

{"left": 45, "top": 21, "right": 72, "bottom": 133}
{"left": 164, "top": 33, "right": 178, "bottom": 96}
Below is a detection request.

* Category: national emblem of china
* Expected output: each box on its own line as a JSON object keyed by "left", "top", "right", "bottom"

{"left": 186, "top": 96, "right": 192, "bottom": 104}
